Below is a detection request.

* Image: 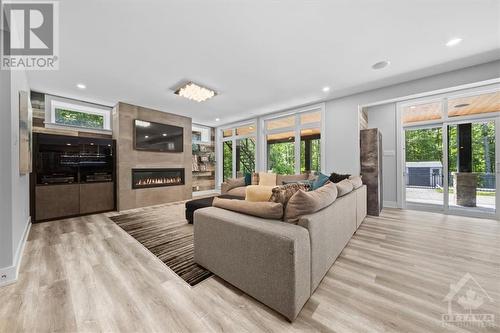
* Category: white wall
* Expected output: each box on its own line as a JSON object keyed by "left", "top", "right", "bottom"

{"left": 324, "top": 60, "right": 500, "bottom": 176}
{"left": 0, "top": 58, "right": 31, "bottom": 284}
{"left": 11, "top": 69, "right": 31, "bottom": 266}
{"left": 366, "top": 103, "right": 397, "bottom": 205}
{"left": 0, "top": 59, "right": 13, "bottom": 270}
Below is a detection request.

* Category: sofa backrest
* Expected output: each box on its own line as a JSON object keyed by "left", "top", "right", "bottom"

{"left": 276, "top": 173, "right": 309, "bottom": 185}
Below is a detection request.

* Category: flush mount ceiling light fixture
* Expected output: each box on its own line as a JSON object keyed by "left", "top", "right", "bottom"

{"left": 372, "top": 60, "right": 391, "bottom": 70}
{"left": 446, "top": 37, "right": 462, "bottom": 47}
{"left": 174, "top": 82, "right": 217, "bottom": 102}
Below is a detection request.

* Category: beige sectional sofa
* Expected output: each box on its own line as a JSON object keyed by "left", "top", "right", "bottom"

{"left": 220, "top": 173, "right": 312, "bottom": 198}
{"left": 194, "top": 183, "right": 367, "bottom": 321}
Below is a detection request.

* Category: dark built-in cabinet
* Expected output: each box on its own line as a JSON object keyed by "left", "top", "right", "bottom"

{"left": 31, "top": 133, "right": 116, "bottom": 222}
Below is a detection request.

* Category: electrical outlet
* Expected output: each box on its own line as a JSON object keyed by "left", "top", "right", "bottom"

{"left": 1, "top": 274, "right": 7, "bottom": 280}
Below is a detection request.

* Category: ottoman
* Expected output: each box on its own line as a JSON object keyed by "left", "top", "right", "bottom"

{"left": 185, "top": 194, "right": 243, "bottom": 224}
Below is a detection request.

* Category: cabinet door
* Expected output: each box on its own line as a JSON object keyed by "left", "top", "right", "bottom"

{"left": 35, "top": 184, "right": 80, "bottom": 221}
{"left": 80, "top": 182, "right": 114, "bottom": 214}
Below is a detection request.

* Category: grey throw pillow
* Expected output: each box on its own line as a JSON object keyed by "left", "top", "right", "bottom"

{"left": 284, "top": 182, "right": 338, "bottom": 223}
{"left": 336, "top": 179, "right": 354, "bottom": 196}
{"left": 348, "top": 175, "right": 363, "bottom": 189}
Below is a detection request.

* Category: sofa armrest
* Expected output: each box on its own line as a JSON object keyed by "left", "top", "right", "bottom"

{"left": 220, "top": 177, "right": 245, "bottom": 194}
{"left": 194, "top": 207, "right": 311, "bottom": 321}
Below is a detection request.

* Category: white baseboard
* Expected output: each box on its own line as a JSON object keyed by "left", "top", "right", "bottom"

{"left": 383, "top": 201, "right": 399, "bottom": 209}
{"left": 0, "top": 217, "right": 31, "bottom": 287}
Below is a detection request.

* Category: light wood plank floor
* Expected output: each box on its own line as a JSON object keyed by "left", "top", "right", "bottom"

{"left": 1, "top": 206, "right": 499, "bottom": 332}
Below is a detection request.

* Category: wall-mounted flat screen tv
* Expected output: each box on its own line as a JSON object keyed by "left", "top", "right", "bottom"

{"left": 134, "top": 119, "right": 183, "bottom": 152}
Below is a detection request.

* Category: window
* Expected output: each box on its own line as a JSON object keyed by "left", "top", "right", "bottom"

{"left": 300, "top": 128, "right": 321, "bottom": 173}
{"left": 448, "top": 91, "right": 500, "bottom": 118}
{"left": 402, "top": 101, "right": 442, "bottom": 124}
{"left": 264, "top": 108, "right": 323, "bottom": 174}
{"left": 46, "top": 95, "right": 111, "bottom": 132}
{"left": 221, "top": 122, "right": 256, "bottom": 180}
{"left": 267, "top": 131, "right": 295, "bottom": 175}
{"left": 54, "top": 108, "right": 104, "bottom": 129}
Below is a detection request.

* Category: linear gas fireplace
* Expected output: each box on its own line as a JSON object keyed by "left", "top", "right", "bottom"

{"left": 132, "top": 168, "right": 185, "bottom": 189}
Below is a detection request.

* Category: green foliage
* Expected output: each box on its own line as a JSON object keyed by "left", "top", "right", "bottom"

{"left": 268, "top": 141, "right": 295, "bottom": 175}
{"left": 405, "top": 128, "right": 442, "bottom": 162}
{"left": 223, "top": 141, "right": 232, "bottom": 181}
{"left": 55, "top": 108, "right": 104, "bottom": 129}
{"left": 237, "top": 138, "right": 255, "bottom": 175}
{"left": 406, "top": 122, "right": 495, "bottom": 175}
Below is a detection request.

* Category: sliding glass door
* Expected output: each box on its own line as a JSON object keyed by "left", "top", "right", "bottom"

{"left": 401, "top": 85, "right": 499, "bottom": 218}
{"left": 447, "top": 120, "right": 496, "bottom": 214}
{"left": 404, "top": 126, "right": 444, "bottom": 207}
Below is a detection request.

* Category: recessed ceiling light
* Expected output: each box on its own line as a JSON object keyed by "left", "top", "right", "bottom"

{"left": 215, "top": 118, "right": 220, "bottom": 122}
{"left": 144, "top": 135, "right": 149, "bottom": 139}
{"left": 410, "top": 106, "right": 417, "bottom": 109}
{"left": 322, "top": 86, "right": 331, "bottom": 92}
{"left": 162, "top": 133, "right": 167, "bottom": 137}
{"left": 454, "top": 103, "right": 470, "bottom": 108}
{"left": 446, "top": 38, "right": 462, "bottom": 47}
{"left": 372, "top": 60, "right": 391, "bottom": 70}
{"left": 174, "top": 82, "right": 217, "bottom": 102}
{"left": 76, "top": 83, "right": 86, "bottom": 89}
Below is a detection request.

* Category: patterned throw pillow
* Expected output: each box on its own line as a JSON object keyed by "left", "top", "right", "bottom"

{"left": 269, "top": 183, "right": 311, "bottom": 209}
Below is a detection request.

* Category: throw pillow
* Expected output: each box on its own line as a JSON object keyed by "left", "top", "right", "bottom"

{"left": 348, "top": 175, "right": 363, "bottom": 189}
{"left": 244, "top": 173, "right": 252, "bottom": 186}
{"left": 329, "top": 172, "right": 351, "bottom": 183}
{"left": 282, "top": 180, "right": 314, "bottom": 188}
{"left": 245, "top": 185, "right": 275, "bottom": 202}
{"left": 251, "top": 172, "right": 259, "bottom": 185}
{"left": 269, "top": 183, "right": 311, "bottom": 209}
{"left": 312, "top": 172, "right": 330, "bottom": 190}
{"left": 336, "top": 179, "right": 354, "bottom": 197}
{"left": 226, "top": 177, "right": 245, "bottom": 191}
{"left": 213, "top": 197, "right": 283, "bottom": 220}
{"left": 259, "top": 172, "right": 277, "bottom": 186}
{"left": 284, "top": 182, "right": 338, "bottom": 223}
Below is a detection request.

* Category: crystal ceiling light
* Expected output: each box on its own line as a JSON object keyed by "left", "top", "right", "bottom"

{"left": 174, "top": 82, "right": 217, "bottom": 102}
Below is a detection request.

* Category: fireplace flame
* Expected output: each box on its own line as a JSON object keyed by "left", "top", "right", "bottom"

{"left": 136, "top": 176, "right": 183, "bottom": 186}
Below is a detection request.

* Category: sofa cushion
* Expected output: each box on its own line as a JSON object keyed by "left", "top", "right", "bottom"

{"left": 226, "top": 177, "right": 245, "bottom": 191}
{"left": 227, "top": 186, "right": 247, "bottom": 198}
{"left": 259, "top": 172, "right": 277, "bottom": 186}
{"left": 276, "top": 174, "right": 308, "bottom": 185}
{"left": 269, "top": 183, "right": 311, "bottom": 210}
{"left": 212, "top": 197, "right": 283, "bottom": 219}
{"left": 329, "top": 172, "right": 351, "bottom": 183}
{"left": 245, "top": 185, "right": 275, "bottom": 202}
{"left": 348, "top": 175, "right": 363, "bottom": 189}
{"left": 336, "top": 179, "right": 354, "bottom": 197}
{"left": 311, "top": 172, "right": 330, "bottom": 190}
{"left": 284, "top": 182, "right": 338, "bottom": 223}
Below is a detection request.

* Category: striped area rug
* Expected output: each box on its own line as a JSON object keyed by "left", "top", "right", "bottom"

{"left": 109, "top": 203, "right": 212, "bottom": 286}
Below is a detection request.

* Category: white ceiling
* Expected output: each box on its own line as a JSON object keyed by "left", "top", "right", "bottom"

{"left": 27, "top": 0, "right": 500, "bottom": 126}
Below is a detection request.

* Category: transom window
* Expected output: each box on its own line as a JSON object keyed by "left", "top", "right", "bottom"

{"left": 46, "top": 95, "right": 112, "bottom": 132}
{"left": 264, "top": 107, "right": 323, "bottom": 175}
